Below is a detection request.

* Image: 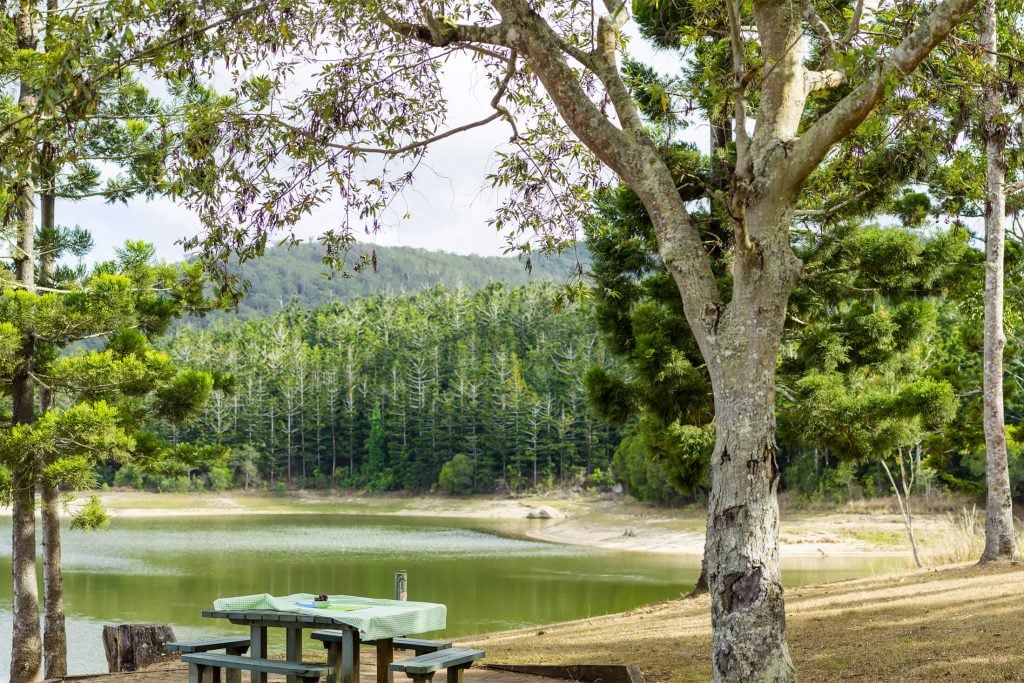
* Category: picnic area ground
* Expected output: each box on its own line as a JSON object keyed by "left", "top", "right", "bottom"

{"left": 63, "top": 562, "right": 1024, "bottom": 683}
{"left": 31, "top": 490, "right": 1024, "bottom": 682}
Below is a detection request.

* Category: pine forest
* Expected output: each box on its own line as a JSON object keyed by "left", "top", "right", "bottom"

{"left": 137, "top": 280, "right": 620, "bottom": 495}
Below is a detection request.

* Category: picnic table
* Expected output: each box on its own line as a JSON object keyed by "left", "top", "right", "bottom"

{"left": 203, "top": 593, "right": 447, "bottom": 683}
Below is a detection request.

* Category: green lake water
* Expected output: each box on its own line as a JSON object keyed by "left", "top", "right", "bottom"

{"left": 0, "top": 513, "right": 903, "bottom": 675}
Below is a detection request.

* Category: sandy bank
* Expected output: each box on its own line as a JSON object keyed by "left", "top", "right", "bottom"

{"left": 6, "top": 490, "right": 950, "bottom": 560}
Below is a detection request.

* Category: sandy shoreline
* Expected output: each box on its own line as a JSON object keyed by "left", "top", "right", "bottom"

{"left": 4, "top": 489, "right": 935, "bottom": 560}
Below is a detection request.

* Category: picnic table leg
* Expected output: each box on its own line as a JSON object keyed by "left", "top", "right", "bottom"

{"left": 323, "top": 639, "right": 342, "bottom": 683}
{"left": 376, "top": 638, "right": 394, "bottom": 683}
{"left": 250, "top": 625, "right": 268, "bottom": 683}
{"left": 285, "top": 627, "right": 304, "bottom": 683}
{"left": 189, "top": 663, "right": 222, "bottom": 683}
{"left": 223, "top": 644, "right": 245, "bottom": 683}
{"left": 446, "top": 665, "right": 469, "bottom": 683}
{"left": 340, "top": 629, "right": 361, "bottom": 683}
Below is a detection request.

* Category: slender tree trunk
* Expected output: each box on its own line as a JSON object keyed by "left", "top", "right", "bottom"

{"left": 41, "top": 486, "right": 67, "bottom": 679}
{"left": 11, "top": 4, "right": 41, "bottom": 680}
{"left": 686, "top": 555, "right": 710, "bottom": 598}
{"left": 881, "top": 455, "right": 922, "bottom": 569}
{"left": 39, "top": 138, "right": 68, "bottom": 678}
{"left": 979, "top": 0, "right": 1017, "bottom": 563}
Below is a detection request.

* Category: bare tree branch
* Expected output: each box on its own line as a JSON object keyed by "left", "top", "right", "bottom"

{"left": 838, "top": 0, "right": 867, "bottom": 49}
{"left": 803, "top": 0, "right": 836, "bottom": 56}
{"left": 727, "top": 0, "right": 752, "bottom": 182}
{"left": 804, "top": 69, "right": 847, "bottom": 93}
{"left": 318, "top": 51, "right": 520, "bottom": 155}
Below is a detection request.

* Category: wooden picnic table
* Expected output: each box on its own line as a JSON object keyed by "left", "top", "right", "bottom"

{"left": 202, "top": 599, "right": 445, "bottom": 683}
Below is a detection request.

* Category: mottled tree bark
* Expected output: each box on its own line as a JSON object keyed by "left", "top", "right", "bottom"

{"left": 39, "top": 131, "right": 68, "bottom": 677}
{"left": 979, "top": 0, "right": 1017, "bottom": 563}
{"left": 41, "top": 486, "right": 67, "bottom": 679}
{"left": 11, "top": 3, "right": 40, "bottom": 681}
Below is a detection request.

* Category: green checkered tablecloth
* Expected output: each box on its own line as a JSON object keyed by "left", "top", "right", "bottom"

{"left": 212, "top": 593, "right": 446, "bottom": 640}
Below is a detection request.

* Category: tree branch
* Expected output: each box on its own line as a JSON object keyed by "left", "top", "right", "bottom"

{"left": 727, "top": 0, "right": 752, "bottom": 183}
{"left": 838, "top": 0, "right": 867, "bottom": 49}
{"left": 321, "top": 51, "right": 519, "bottom": 155}
{"left": 804, "top": 69, "right": 847, "bottom": 94}
{"left": 787, "top": 0, "right": 981, "bottom": 187}
{"left": 793, "top": 189, "right": 870, "bottom": 218}
{"left": 380, "top": 6, "right": 508, "bottom": 48}
{"left": 803, "top": 0, "right": 836, "bottom": 57}
{"left": 491, "top": 0, "right": 722, "bottom": 329}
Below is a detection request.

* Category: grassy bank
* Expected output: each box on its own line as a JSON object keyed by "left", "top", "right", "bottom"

{"left": 469, "top": 562, "right": 1024, "bottom": 682}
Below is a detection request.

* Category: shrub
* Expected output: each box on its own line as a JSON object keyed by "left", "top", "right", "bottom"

{"left": 438, "top": 454, "right": 474, "bottom": 495}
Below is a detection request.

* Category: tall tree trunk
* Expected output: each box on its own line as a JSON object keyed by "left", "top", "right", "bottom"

{"left": 39, "top": 134, "right": 69, "bottom": 678}
{"left": 41, "top": 486, "right": 66, "bottom": 679}
{"left": 705, "top": 360, "right": 794, "bottom": 682}
{"left": 701, "top": 202, "right": 800, "bottom": 683}
{"left": 11, "top": 2, "right": 40, "bottom": 680}
{"left": 979, "top": 0, "right": 1017, "bottom": 563}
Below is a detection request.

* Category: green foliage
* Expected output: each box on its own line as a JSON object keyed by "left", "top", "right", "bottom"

{"left": 70, "top": 495, "right": 110, "bottom": 532}
{"left": 158, "top": 281, "right": 619, "bottom": 493}
{"left": 783, "top": 452, "right": 857, "bottom": 503}
{"left": 0, "top": 242, "right": 220, "bottom": 499}
{"left": 438, "top": 454, "right": 474, "bottom": 495}
{"left": 786, "top": 373, "right": 957, "bottom": 462}
{"left": 612, "top": 429, "right": 688, "bottom": 505}
{"left": 155, "top": 370, "right": 214, "bottom": 423}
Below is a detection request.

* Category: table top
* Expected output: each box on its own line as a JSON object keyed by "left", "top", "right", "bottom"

{"left": 205, "top": 593, "right": 447, "bottom": 640}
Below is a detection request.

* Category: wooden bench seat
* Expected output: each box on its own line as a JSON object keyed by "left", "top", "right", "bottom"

{"left": 166, "top": 637, "right": 251, "bottom": 683}
{"left": 367, "top": 638, "right": 453, "bottom": 654}
{"left": 181, "top": 652, "right": 333, "bottom": 683}
{"left": 311, "top": 630, "right": 452, "bottom": 654}
{"left": 165, "top": 636, "right": 251, "bottom": 655}
{"left": 389, "top": 647, "right": 485, "bottom": 683}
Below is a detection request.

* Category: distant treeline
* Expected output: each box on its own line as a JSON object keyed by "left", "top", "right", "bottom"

{"left": 194, "top": 241, "right": 590, "bottom": 322}
{"left": 128, "top": 282, "right": 618, "bottom": 493}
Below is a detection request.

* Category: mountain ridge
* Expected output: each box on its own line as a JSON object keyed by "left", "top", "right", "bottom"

{"left": 201, "top": 240, "right": 590, "bottom": 319}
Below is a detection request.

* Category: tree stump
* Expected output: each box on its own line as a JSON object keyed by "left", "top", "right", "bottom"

{"left": 101, "top": 623, "right": 177, "bottom": 672}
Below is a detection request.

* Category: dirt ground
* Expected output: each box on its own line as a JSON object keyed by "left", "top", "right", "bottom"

{"left": 61, "top": 659, "right": 562, "bottom": 683}
{"left": 469, "top": 561, "right": 1024, "bottom": 682}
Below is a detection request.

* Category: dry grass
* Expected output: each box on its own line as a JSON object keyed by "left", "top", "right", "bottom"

{"left": 781, "top": 491, "right": 977, "bottom": 517}
{"left": 468, "top": 562, "right": 1024, "bottom": 683}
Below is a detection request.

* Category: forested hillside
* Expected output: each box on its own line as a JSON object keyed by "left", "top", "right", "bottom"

{"left": 126, "top": 282, "right": 619, "bottom": 493}
{"left": 201, "top": 241, "right": 589, "bottom": 320}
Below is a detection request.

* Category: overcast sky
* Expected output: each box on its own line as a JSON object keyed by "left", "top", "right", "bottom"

{"left": 63, "top": 23, "right": 691, "bottom": 265}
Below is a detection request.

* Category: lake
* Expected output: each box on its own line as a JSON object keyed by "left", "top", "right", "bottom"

{"left": 0, "top": 513, "right": 901, "bottom": 675}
